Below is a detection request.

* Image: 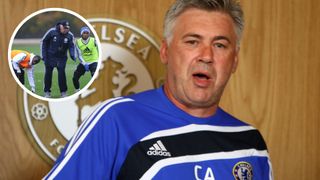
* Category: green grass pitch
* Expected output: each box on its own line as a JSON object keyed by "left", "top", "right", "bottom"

{"left": 12, "top": 44, "right": 92, "bottom": 98}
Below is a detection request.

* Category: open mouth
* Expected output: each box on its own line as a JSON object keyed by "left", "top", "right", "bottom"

{"left": 193, "top": 73, "right": 210, "bottom": 80}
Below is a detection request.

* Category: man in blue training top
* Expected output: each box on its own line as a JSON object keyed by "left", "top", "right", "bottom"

{"left": 41, "top": 20, "right": 76, "bottom": 98}
{"left": 44, "top": 0, "right": 273, "bottom": 179}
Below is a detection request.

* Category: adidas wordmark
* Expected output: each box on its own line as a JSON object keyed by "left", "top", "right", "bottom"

{"left": 147, "top": 140, "right": 171, "bottom": 157}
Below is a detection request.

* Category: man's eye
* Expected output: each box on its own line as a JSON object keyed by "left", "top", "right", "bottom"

{"left": 214, "top": 43, "right": 226, "bottom": 49}
{"left": 185, "top": 40, "right": 198, "bottom": 45}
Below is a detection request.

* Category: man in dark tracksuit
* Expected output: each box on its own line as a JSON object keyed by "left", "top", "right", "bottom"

{"left": 41, "top": 20, "right": 76, "bottom": 98}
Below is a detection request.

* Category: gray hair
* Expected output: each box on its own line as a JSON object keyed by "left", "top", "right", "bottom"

{"left": 163, "top": 0, "right": 244, "bottom": 45}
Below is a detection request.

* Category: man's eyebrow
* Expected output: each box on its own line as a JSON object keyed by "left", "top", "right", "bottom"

{"left": 182, "top": 33, "right": 202, "bottom": 39}
{"left": 182, "top": 33, "right": 231, "bottom": 43}
{"left": 213, "top": 36, "right": 231, "bottom": 43}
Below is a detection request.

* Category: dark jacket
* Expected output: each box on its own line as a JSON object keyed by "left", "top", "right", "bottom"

{"left": 41, "top": 23, "right": 75, "bottom": 61}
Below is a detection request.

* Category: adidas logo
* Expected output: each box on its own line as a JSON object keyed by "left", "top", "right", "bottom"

{"left": 147, "top": 140, "right": 171, "bottom": 157}
{"left": 83, "top": 47, "right": 92, "bottom": 54}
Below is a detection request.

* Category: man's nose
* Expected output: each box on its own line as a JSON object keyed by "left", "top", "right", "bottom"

{"left": 199, "top": 45, "right": 213, "bottom": 63}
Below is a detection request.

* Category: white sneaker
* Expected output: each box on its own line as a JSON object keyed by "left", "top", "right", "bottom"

{"left": 44, "top": 92, "right": 51, "bottom": 98}
{"left": 61, "top": 91, "right": 67, "bottom": 98}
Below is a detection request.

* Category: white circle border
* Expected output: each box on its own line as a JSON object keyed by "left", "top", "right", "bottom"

{"left": 8, "top": 8, "right": 102, "bottom": 102}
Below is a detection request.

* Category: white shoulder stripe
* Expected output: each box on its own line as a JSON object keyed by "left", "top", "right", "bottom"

{"left": 140, "top": 149, "right": 271, "bottom": 180}
{"left": 141, "top": 124, "right": 255, "bottom": 141}
{"left": 40, "top": 27, "right": 55, "bottom": 57}
{"left": 41, "top": 27, "right": 55, "bottom": 41}
{"left": 44, "top": 98, "right": 134, "bottom": 180}
{"left": 65, "top": 97, "right": 123, "bottom": 155}
{"left": 68, "top": 31, "right": 74, "bottom": 37}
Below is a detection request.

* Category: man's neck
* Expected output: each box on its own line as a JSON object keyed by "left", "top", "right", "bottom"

{"left": 81, "top": 37, "right": 90, "bottom": 44}
{"left": 163, "top": 84, "right": 218, "bottom": 118}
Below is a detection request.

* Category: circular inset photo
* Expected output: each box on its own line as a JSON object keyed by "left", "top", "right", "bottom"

{"left": 8, "top": 8, "right": 101, "bottom": 101}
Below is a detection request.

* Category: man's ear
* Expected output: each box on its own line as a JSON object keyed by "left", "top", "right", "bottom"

{"left": 160, "top": 39, "right": 169, "bottom": 65}
{"left": 232, "top": 47, "right": 240, "bottom": 73}
{"left": 58, "top": 24, "right": 63, "bottom": 31}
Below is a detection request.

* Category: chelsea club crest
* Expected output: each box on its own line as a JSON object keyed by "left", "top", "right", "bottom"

{"left": 232, "top": 161, "right": 253, "bottom": 180}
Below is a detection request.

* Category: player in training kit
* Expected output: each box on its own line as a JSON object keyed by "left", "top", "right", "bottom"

{"left": 73, "top": 26, "right": 99, "bottom": 92}
{"left": 44, "top": 0, "right": 273, "bottom": 179}
{"left": 11, "top": 50, "right": 41, "bottom": 93}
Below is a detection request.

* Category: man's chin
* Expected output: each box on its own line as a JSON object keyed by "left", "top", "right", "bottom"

{"left": 184, "top": 96, "right": 217, "bottom": 108}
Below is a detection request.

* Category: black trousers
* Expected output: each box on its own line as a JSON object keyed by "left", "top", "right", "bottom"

{"left": 44, "top": 58, "right": 67, "bottom": 93}
{"left": 72, "top": 62, "right": 97, "bottom": 89}
{"left": 13, "top": 67, "right": 25, "bottom": 85}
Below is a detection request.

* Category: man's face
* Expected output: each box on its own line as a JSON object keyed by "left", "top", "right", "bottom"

{"left": 60, "top": 25, "right": 70, "bottom": 34}
{"left": 82, "top": 31, "right": 90, "bottom": 40}
{"left": 32, "top": 56, "right": 40, "bottom": 65}
{"left": 160, "top": 8, "right": 239, "bottom": 110}
{"left": 32, "top": 60, "right": 38, "bottom": 65}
